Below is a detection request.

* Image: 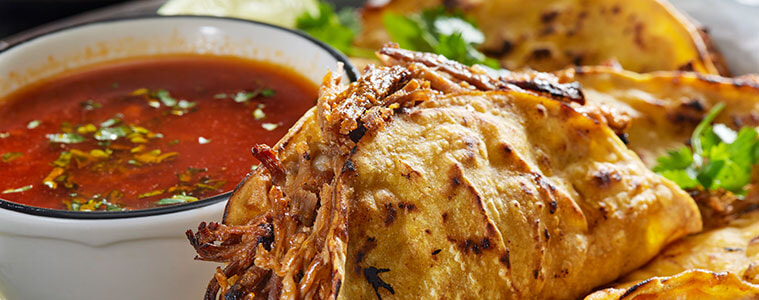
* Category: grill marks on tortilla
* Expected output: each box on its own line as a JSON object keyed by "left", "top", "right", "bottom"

{"left": 363, "top": 266, "right": 395, "bottom": 300}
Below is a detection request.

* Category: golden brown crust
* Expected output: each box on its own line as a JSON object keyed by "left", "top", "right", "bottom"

{"left": 189, "top": 47, "right": 701, "bottom": 299}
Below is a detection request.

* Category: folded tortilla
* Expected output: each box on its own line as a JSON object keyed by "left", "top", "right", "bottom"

{"left": 188, "top": 46, "right": 701, "bottom": 299}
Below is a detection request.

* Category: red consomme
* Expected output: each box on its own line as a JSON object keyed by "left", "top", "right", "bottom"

{"left": 0, "top": 54, "right": 317, "bottom": 211}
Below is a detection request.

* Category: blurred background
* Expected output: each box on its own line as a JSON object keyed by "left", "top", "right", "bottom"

{"left": 0, "top": 0, "right": 359, "bottom": 39}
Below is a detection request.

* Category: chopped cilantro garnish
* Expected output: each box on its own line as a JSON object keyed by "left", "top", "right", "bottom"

{"left": 653, "top": 103, "right": 759, "bottom": 194}
{"left": 234, "top": 91, "right": 254, "bottom": 103}
{"left": 383, "top": 7, "right": 499, "bottom": 68}
{"left": 138, "top": 189, "right": 165, "bottom": 198}
{"left": 94, "top": 126, "right": 129, "bottom": 141}
{"left": 27, "top": 120, "right": 41, "bottom": 129}
{"left": 80, "top": 100, "right": 102, "bottom": 111}
{"left": 99, "top": 116, "right": 121, "bottom": 128}
{"left": 214, "top": 93, "right": 228, "bottom": 99}
{"left": 177, "top": 100, "right": 196, "bottom": 109}
{"left": 155, "top": 194, "right": 198, "bottom": 206}
{"left": 1, "top": 152, "right": 23, "bottom": 163}
{"left": 131, "top": 88, "right": 149, "bottom": 96}
{"left": 296, "top": 2, "right": 372, "bottom": 57}
{"left": 2, "top": 185, "right": 32, "bottom": 194}
{"left": 168, "top": 139, "right": 180, "bottom": 146}
{"left": 47, "top": 133, "right": 85, "bottom": 144}
{"left": 261, "top": 89, "right": 276, "bottom": 97}
{"left": 156, "top": 89, "right": 177, "bottom": 107}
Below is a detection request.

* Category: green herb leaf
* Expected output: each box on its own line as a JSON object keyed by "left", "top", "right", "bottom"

{"left": 47, "top": 133, "right": 85, "bottom": 144}
{"left": 659, "top": 169, "right": 700, "bottom": 189}
{"left": 100, "top": 116, "right": 122, "bottom": 128}
{"left": 653, "top": 103, "right": 759, "bottom": 194}
{"left": 652, "top": 147, "right": 693, "bottom": 172}
{"left": 692, "top": 102, "right": 726, "bottom": 158}
{"left": 155, "top": 194, "right": 198, "bottom": 206}
{"left": 177, "top": 100, "right": 196, "bottom": 109}
{"left": 2, "top": 185, "right": 32, "bottom": 194}
{"left": 261, "top": 89, "right": 276, "bottom": 97}
{"left": 1, "top": 152, "right": 23, "bottom": 163}
{"left": 383, "top": 7, "right": 498, "bottom": 68}
{"left": 296, "top": 2, "right": 373, "bottom": 57}
{"left": 214, "top": 93, "right": 228, "bottom": 99}
{"left": 80, "top": 100, "right": 102, "bottom": 111}
{"left": 94, "top": 126, "right": 129, "bottom": 141}
{"left": 234, "top": 92, "right": 254, "bottom": 103}
{"left": 156, "top": 89, "right": 177, "bottom": 107}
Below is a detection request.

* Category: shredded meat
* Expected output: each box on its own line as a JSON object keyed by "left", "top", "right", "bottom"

{"left": 689, "top": 187, "right": 759, "bottom": 230}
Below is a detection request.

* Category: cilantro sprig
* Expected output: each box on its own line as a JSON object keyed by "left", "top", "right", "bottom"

{"left": 383, "top": 7, "right": 499, "bottom": 68}
{"left": 654, "top": 103, "right": 759, "bottom": 195}
{"left": 296, "top": 2, "right": 373, "bottom": 57}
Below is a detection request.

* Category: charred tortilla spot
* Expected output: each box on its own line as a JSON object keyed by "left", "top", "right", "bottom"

{"left": 342, "top": 159, "right": 356, "bottom": 173}
{"left": 452, "top": 176, "right": 462, "bottom": 186}
{"left": 363, "top": 266, "right": 394, "bottom": 300}
{"left": 620, "top": 278, "right": 655, "bottom": 299}
{"left": 533, "top": 269, "right": 540, "bottom": 279}
{"left": 544, "top": 229, "right": 550, "bottom": 240}
{"left": 531, "top": 48, "right": 553, "bottom": 60}
{"left": 398, "top": 202, "right": 418, "bottom": 212}
{"left": 683, "top": 99, "right": 705, "bottom": 112}
{"left": 384, "top": 203, "right": 397, "bottom": 226}
{"left": 592, "top": 169, "right": 622, "bottom": 188}
{"left": 678, "top": 61, "right": 695, "bottom": 72}
{"left": 634, "top": 22, "right": 645, "bottom": 48}
{"left": 432, "top": 249, "right": 442, "bottom": 255}
{"left": 509, "top": 79, "right": 585, "bottom": 105}
{"left": 481, "top": 238, "right": 491, "bottom": 250}
{"left": 617, "top": 132, "right": 630, "bottom": 145}
{"left": 549, "top": 200, "right": 558, "bottom": 214}
{"left": 349, "top": 124, "right": 367, "bottom": 143}
{"left": 541, "top": 10, "right": 559, "bottom": 23}
{"left": 500, "top": 250, "right": 511, "bottom": 269}
{"left": 484, "top": 40, "right": 514, "bottom": 57}
{"left": 442, "top": 212, "right": 449, "bottom": 222}
{"left": 599, "top": 205, "right": 610, "bottom": 220}
{"left": 725, "top": 247, "right": 743, "bottom": 252}
{"left": 486, "top": 223, "right": 498, "bottom": 237}
{"left": 425, "top": 229, "right": 432, "bottom": 235}
{"left": 355, "top": 237, "right": 378, "bottom": 274}
{"left": 611, "top": 5, "right": 621, "bottom": 14}
{"left": 447, "top": 237, "right": 492, "bottom": 255}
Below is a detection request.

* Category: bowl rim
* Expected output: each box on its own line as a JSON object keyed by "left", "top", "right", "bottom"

{"left": 0, "top": 15, "right": 359, "bottom": 220}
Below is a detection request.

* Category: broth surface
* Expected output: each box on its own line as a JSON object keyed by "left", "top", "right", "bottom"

{"left": 0, "top": 55, "right": 317, "bottom": 210}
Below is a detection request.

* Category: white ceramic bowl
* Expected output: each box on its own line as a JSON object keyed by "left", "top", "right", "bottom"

{"left": 0, "top": 16, "right": 357, "bottom": 300}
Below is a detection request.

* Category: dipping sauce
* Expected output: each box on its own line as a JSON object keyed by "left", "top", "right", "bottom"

{"left": 0, "top": 55, "right": 317, "bottom": 211}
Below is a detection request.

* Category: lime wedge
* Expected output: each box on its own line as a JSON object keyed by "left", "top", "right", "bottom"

{"left": 158, "top": 0, "right": 320, "bottom": 29}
